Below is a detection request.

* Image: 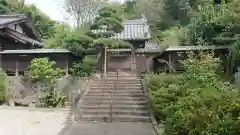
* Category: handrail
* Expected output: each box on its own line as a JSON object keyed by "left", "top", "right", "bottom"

{"left": 110, "top": 87, "right": 113, "bottom": 122}
{"left": 109, "top": 68, "right": 119, "bottom": 122}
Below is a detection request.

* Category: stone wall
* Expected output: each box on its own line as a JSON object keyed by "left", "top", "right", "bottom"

{"left": 7, "top": 76, "right": 90, "bottom": 106}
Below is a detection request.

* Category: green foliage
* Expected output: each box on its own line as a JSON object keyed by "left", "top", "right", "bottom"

{"left": 70, "top": 55, "right": 97, "bottom": 77}
{"left": 17, "top": 4, "right": 57, "bottom": 39}
{"left": 63, "top": 30, "right": 94, "bottom": 56}
{"left": 148, "top": 52, "right": 240, "bottom": 135}
{"left": 91, "top": 6, "right": 124, "bottom": 34}
{"left": 0, "top": 70, "right": 8, "bottom": 103}
{"left": 29, "top": 58, "right": 67, "bottom": 108}
{"left": 93, "top": 38, "right": 132, "bottom": 48}
{"left": 90, "top": 6, "right": 132, "bottom": 48}
{"left": 29, "top": 58, "right": 63, "bottom": 84}
{"left": 188, "top": 4, "right": 240, "bottom": 45}
{"left": 157, "top": 27, "right": 189, "bottom": 46}
{"left": 0, "top": 0, "right": 10, "bottom": 14}
{"left": 44, "top": 24, "right": 71, "bottom": 48}
{"left": 40, "top": 90, "right": 67, "bottom": 108}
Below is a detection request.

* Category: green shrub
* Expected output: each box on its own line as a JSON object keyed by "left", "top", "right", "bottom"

{"left": 148, "top": 52, "right": 240, "bottom": 135}
{"left": 40, "top": 89, "right": 68, "bottom": 108}
{"left": 148, "top": 73, "right": 184, "bottom": 121}
{"left": 70, "top": 55, "right": 97, "bottom": 77}
{"left": 0, "top": 70, "right": 7, "bottom": 103}
{"left": 29, "top": 58, "right": 65, "bottom": 108}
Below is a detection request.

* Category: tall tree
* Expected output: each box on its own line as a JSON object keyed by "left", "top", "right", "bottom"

{"left": 65, "top": 0, "right": 107, "bottom": 28}
{"left": 90, "top": 7, "right": 132, "bottom": 76}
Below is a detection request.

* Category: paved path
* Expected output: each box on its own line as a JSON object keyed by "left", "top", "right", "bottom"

{"left": 0, "top": 107, "right": 155, "bottom": 135}
{"left": 63, "top": 121, "right": 155, "bottom": 135}
{"left": 0, "top": 107, "right": 69, "bottom": 135}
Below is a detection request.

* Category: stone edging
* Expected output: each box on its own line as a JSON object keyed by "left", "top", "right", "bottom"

{"left": 141, "top": 76, "right": 164, "bottom": 135}
{"left": 0, "top": 105, "right": 71, "bottom": 112}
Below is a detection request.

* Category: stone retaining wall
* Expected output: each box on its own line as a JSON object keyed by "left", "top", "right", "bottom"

{"left": 7, "top": 76, "right": 90, "bottom": 106}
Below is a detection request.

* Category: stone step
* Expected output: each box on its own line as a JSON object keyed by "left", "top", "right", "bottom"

{"left": 85, "top": 93, "right": 145, "bottom": 97}
{"left": 91, "top": 83, "right": 142, "bottom": 86}
{"left": 82, "top": 96, "right": 146, "bottom": 101}
{"left": 91, "top": 85, "right": 142, "bottom": 88}
{"left": 81, "top": 100, "right": 147, "bottom": 105}
{"left": 90, "top": 87, "right": 143, "bottom": 91}
{"left": 80, "top": 109, "right": 149, "bottom": 116}
{"left": 80, "top": 104, "right": 148, "bottom": 110}
{"left": 76, "top": 115, "right": 151, "bottom": 122}
{"left": 87, "top": 90, "right": 144, "bottom": 94}
{"left": 94, "top": 80, "right": 141, "bottom": 84}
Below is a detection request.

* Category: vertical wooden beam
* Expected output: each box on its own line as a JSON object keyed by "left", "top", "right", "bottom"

{"left": 104, "top": 47, "right": 107, "bottom": 77}
{"left": 15, "top": 60, "right": 19, "bottom": 76}
{"left": 168, "top": 52, "right": 172, "bottom": 73}
{"left": 145, "top": 54, "right": 148, "bottom": 73}
{"left": 65, "top": 55, "right": 69, "bottom": 76}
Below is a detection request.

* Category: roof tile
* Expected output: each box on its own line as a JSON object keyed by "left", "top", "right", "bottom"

{"left": 92, "top": 19, "right": 151, "bottom": 40}
{"left": 0, "top": 14, "right": 27, "bottom": 28}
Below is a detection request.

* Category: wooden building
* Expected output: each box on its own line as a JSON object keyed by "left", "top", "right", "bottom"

{"left": 0, "top": 14, "right": 76, "bottom": 76}
{"left": 94, "top": 18, "right": 153, "bottom": 73}
{"left": 153, "top": 45, "right": 230, "bottom": 73}
{"left": 94, "top": 18, "right": 231, "bottom": 74}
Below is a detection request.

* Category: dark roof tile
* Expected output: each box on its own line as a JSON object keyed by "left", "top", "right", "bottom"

{"left": 6, "top": 29, "right": 43, "bottom": 47}
{"left": 0, "top": 14, "right": 27, "bottom": 28}
{"left": 0, "top": 49, "right": 70, "bottom": 54}
{"left": 92, "top": 19, "right": 151, "bottom": 40}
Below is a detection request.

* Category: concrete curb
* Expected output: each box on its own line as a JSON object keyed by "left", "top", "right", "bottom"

{"left": 141, "top": 76, "right": 164, "bottom": 135}
{"left": 0, "top": 106, "right": 71, "bottom": 112}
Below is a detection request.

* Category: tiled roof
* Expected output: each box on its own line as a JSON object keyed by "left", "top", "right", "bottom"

{"left": 107, "top": 42, "right": 161, "bottom": 53}
{"left": 107, "top": 44, "right": 230, "bottom": 54}
{"left": 0, "top": 49, "right": 70, "bottom": 54}
{"left": 92, "top": 19, "right": 151, "bottom": 40}
{"left": 6, "top": 29, "right": 43, "bottom": 47}
{"left": 164, "top": 45, "right": 231, "bottom": 51}
{"left": 0, "top": 14, "right": 27, "bottom": 28}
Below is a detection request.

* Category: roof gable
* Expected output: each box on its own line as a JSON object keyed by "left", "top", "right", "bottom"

{"left": 0, "top": 14, "right": 27, "bottom": 28}
{"left": 92, "top": 19, "right": 151, "bottom": 40}
{"left": 0, "top": 14, "right": 43, "bottom": 47}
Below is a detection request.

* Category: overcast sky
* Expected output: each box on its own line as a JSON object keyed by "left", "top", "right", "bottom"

{"left": 25, "top": 0, "right": 125, "bottom": 24}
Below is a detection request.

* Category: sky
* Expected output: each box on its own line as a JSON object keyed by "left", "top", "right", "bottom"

{"left": 25, "top": 0, "right": 125, "bottom": 25}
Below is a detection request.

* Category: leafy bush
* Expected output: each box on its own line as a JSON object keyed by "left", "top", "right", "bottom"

{"left": 70, "top": 55, "right": 97, "bottom": 77}
{"left": 148, "top": 52, "right": 240, "bottom": 135}
{"left": 71, "top": 62, "right": 92, "bottom": 77}
{"left": 29, "top": 58, "right": 66, "bottom": 108}
{"left": 29, "top": 58, "right": 63, "bottom": 84}
{"left": 40, "top": 89, "right": 67, "bottom": 108}
{"left": 0, "top": 70, "right": 8, "bottom": 103}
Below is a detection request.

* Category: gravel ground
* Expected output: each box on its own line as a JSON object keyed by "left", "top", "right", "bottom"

{"left": 0, "top": 107, "right": 70, "bottom": 135}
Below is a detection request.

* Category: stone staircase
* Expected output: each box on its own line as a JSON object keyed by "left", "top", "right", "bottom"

{"left": 76, "top": 75, "right": 150, "bottom": 122}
